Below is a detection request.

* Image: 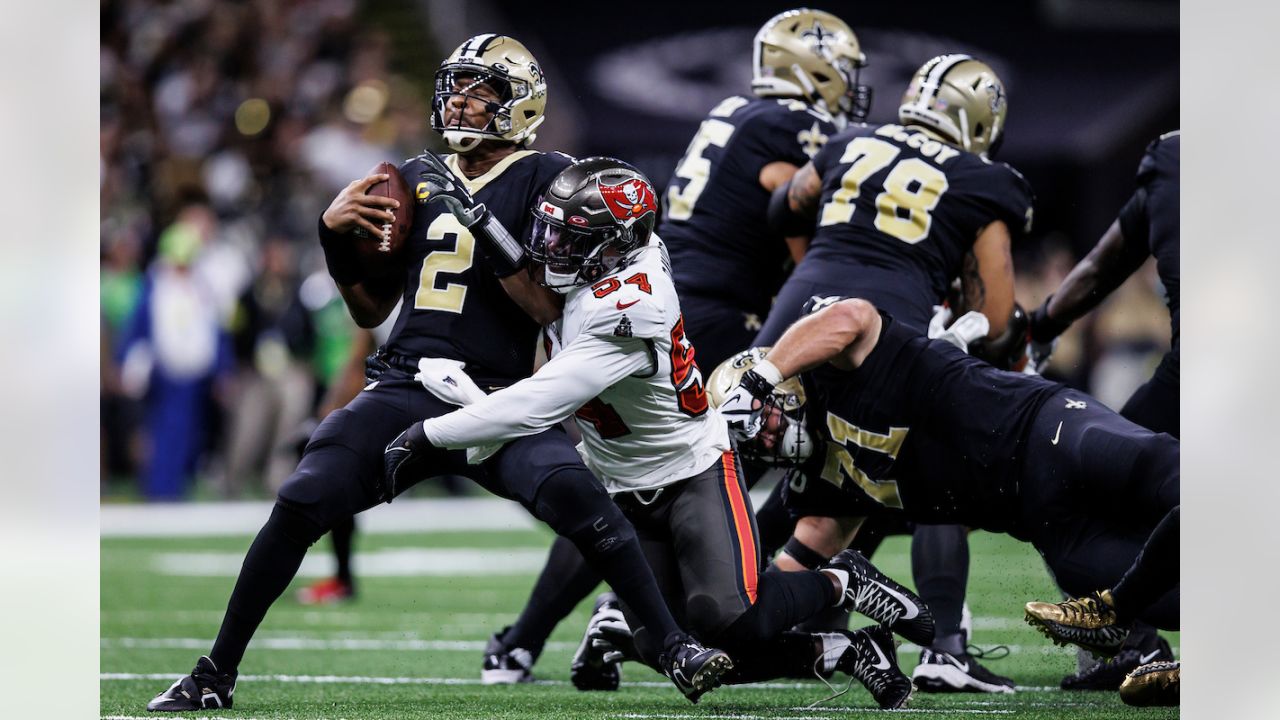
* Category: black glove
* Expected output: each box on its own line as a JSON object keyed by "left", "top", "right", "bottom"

{"left": 365, "top": 346, "right": 392, "bottom": 385}
{"left": 381, "top": 422, "right": 434, "bottom": 503}
{"left": 418, "top": 153, "right": 525, "bottom": 275}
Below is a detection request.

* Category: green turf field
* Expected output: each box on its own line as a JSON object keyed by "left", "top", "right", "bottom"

{"left": 101, "top": 522, "right": 1178, "bottom": 719}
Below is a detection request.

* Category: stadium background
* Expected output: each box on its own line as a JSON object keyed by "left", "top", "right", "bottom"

{"left": 100, "top": 0, "right": 1178, "bottom": 502}
{"left": 99, "top": 1, "right": 1182, "bottom": 717}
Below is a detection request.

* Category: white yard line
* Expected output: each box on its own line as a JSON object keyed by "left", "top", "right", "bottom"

{"left": 148, "top": 547, "right": 550, "bottom": 577}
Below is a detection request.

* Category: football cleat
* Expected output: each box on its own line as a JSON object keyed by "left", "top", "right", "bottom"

{"left": 1024, "top": 590, "right": 1129, "bottom": 657}
{"left": 913, "top": 647, "right": 1015, "bottom": 694}
{"left": 480, "top": 627, "right": 535, "bottom": 684}
{"left": 1119, "top": 660, "right": 1179, "bottom": 706}
{"left": 146, "top": 656, "right": 236, "bottom": 712}
{"left": 1061, "top": 636, "right": 1174, "bottom": 691}
{"left": 296, "top": 576, "right": 353, "bottom": 605}
{"left": 834, "top": 625, "right": 914, "bottom": 709}
{"left": 821, "top": 549, "right": 935, "bottom": 646}
{"left": 658, "top": 636, "right": 734, "bottom": 704}
{"left": 570, "top": 592, "right": 623, "bottom": 691}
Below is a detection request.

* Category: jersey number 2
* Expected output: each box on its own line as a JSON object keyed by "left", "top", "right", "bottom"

{"left": 415, "top": 215, "right": 476, "bottom": 313}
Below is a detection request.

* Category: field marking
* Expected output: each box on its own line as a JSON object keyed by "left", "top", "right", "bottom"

{"left": 612, "top": 711, "right": 1014, "bottom": 718}
{"left": 102, "top": 636, "right": 1090, "bottom": 657}
{"left": 150, "top": 547, "right": 550, "bottom": 577}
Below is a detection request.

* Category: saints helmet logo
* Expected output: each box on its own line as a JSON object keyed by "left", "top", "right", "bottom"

{"left": 801, "top": 20, "right": 833, "bottom": 49}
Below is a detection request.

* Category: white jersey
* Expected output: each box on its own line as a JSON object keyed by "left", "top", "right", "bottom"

{"left": 419, "top": 234, "right": 729, "bottom": 493}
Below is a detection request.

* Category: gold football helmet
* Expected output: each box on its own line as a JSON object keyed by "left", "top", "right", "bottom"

{"left": 751, "top": 8, "right": 870, "bottom": 125}
{"left": 708, "top": 348, "right": 814, "bottom": 465}
{"left": 431, "top": 34, "right": 547, "bottom": 153}
{"left": 898, "top": 54, "right": 1007, "bottom": 158}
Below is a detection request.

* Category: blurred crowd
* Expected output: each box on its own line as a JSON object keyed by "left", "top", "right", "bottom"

{"left": 100, "top": 0, "right": 440, "bottom": 500}
{"left": 100, "top": 0, "right": 1170, "bottom": 502}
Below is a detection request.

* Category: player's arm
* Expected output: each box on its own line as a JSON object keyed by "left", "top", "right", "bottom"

{"left": 320, "top": 173, "right": 405, "bottom": 327}
{"left": 766, "top": 298, "right": 883, "bottom": 377}
{"left": 1031, "top": 213, "right": 1149, "bottom": 343}
{"left": 759, "top": 160, "right": 811, "bottom": 263}
{"left": 420, "top": 334, "right": 652, "bottom": 449}
{"left": 766, "top": 160, "right": 823, "bottom": 242}
{"left": 497, "top": 271, "right": 564, "bottom": 326}
{"left": 959, "top": 220, "right": 1015, "bottom": 338}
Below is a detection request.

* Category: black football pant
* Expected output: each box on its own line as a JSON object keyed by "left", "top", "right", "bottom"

{"left": 1120, "top": 352, "right": 1179, "bottom": 439}
{"left": 1017, "top": 389, "right": 1180, "bottom": 630}
{"left": 612, "top": 450, "right": 837, "bottom": 681}
{"left": 678, "top": 293, "right": 766, "bottom": 374}
{"left": 209, "top": 370, "right": 683, "bottom": 672}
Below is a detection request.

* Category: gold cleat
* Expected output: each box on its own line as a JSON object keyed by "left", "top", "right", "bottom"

{"left": 1119, "top": 660, "right": 1179, "bottom": 706}
{"left": 1024, "top": 590, "right": 1129, "bottom": 657}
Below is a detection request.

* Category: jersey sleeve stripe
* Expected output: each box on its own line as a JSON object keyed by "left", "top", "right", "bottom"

{"left": 720, "top": 451, "right": 759, "bottom": 606}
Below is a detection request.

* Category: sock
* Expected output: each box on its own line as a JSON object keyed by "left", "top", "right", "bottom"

{"left": 819, "top": 567, "right": 849, "bottom": 605}
{"left": 719, "top": 631, "right": 826, "bottom": 683}
{"left": 210, "top": 503, "right": 324, "bottom": 671}
{"left": 911, "top": 524, "right": 969, "bottom": 638}
{"left": 331, "top": 516, "right": 355, "bottom": 589}
{"left": 504, "top": 535, "right": 602, "bottom": 657}
{"left": 715, "top": 570, "right": 835, "bottom": 651}
{"left": 1112, "top": 506, "right": 1179, "bottom": 625}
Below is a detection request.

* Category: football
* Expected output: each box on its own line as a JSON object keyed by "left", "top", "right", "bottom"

{"left": 353, "top": 161, "right": 413, "bottom": 274}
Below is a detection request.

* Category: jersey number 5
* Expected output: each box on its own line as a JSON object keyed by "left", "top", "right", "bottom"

{"left": 669, "top": 315, "right": 708, "bottom": 417}
{"left": 819, "top": 136, "right": 949, "bottom": 244}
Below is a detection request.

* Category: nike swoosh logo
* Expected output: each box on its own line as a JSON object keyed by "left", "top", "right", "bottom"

{"left": 869, "top": 638, "right": 892, "bottom": 670}
{"left": 1051, "top": 421, "right": 1063, "bottom": 445}
{"left": 871, "top": 579, "right": 920, "bottom": 619}
{"left": 1139, "top": 649, "right": 1161, "bottom": 664}
{"left": 616, "top": 299, "right": 640, "bottom": 310}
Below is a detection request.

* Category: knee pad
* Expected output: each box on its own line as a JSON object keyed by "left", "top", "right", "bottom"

{"left": 533, "top": 469, "right": 636, "bottom": 555}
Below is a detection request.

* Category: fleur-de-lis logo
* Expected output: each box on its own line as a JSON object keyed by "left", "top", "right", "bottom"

{"left": 801, "top": 20, "right": 832, "bottom": 48}
{"left": 797, "top": 121, "right": 829, "bottom": 158}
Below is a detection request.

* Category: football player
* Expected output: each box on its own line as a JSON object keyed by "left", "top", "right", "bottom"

{"left": 146, "top": 35, "right": 727, "bottom": 712}
{"left": 477, "top": 8, "right": 872, "bottom": 687}
{"left": 756, "top": 54, "right": 1033, "bottom": 693}
{"left": 1025, "top": 131, "right": 1179, "bottom": 690}
{"left": 715, "top": 297, "right": 1179, "bottom": 662}
{"left": 385, "top": 157, "right": 935, "bottom": 709}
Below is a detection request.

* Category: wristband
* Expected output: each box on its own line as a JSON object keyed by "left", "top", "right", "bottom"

{"left": 318, "top": 216, "right": 365, "bottom": 286}
{"left": 740, "top": 360, "right": 782, "bottom": 401}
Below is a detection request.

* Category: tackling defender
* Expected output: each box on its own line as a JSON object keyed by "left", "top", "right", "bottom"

{"left": 385, "top": 157, "right": 934, "bottom": 709}
{"left": 146, "top": 34, "right": 725, "bottom": 712}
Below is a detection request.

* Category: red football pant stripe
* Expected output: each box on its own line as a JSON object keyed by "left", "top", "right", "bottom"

{"left": 722, "top": 450, "right": 758, "bottom": 605}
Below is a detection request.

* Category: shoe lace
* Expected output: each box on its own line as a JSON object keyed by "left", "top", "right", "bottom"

{"left": 1059, "top": 593, "right": 1114, "bottom": 625}
{"left": 805, "top": 652, "right": 856, "bottom": 709}
{"left": 851, "top": 581, "right": 902, "bottom": 625}
{"left": 966, "top": 643, "right": 1010, "bottom": 661}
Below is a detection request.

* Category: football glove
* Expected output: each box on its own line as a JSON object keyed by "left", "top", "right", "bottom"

{"left": 381, "top": 422, "right": 435, "bottom": 503}
{"left": 588, "top": 609, "right": 638, "bottom": 665}
{"left": 928, "top": 308, "right": 990, "bottom": 354}
{"left": 418, "top": 153, "right": 524, "bottom": 275}
{"left": 365, "top": 347, "right": 392, "bottom": 385}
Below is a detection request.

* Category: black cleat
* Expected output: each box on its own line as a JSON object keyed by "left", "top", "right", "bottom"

{"left": 1024, "top": 590, "right": 1129, "bottom": 657}
{"left": 1062, "top": 636, "right": 1174, "bottom": 691}
{"left": 821, "top": 549, "right": 935, "bottom": 646}
{"left": 1119, "top": 660, "right": 1180, "bottom": 706}
{"left": 835, "top": 625, "right": 914, "bottom": 709}
{"left": 480, "top": 626, "right": 535, "bottom": 684}
{"left": 913, "top": 647, "right": 1015, "bottom": 694}
{"left": 570, "top": 593, "right": 623, "bottom": 691}
{"left": 658, "top": 636, "right": 734, "bottom": 704}
{"left": 146, "top": 656, "right": 236, "bottom": 712}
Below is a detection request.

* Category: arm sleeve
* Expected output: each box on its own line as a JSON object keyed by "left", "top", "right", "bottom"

{"left": 420, "top": 334, "right": 653, "bottom": 449}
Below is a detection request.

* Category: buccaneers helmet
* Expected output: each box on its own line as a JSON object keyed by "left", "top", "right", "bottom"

{"left": 707, "top": 348, "right": 814, "bottom": 465}
{"left": 751, "top": 8, "right": 871, "bottom": 125}
{"left": 527, "top": 157, "right": 658, "bottom": 293}
{"left": 431, "top": 34, "right": 547, "bottom": 153}
{"left": 898, "top": 54, "right": 1008, "bottom": 158}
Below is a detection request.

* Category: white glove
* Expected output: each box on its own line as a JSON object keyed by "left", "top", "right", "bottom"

{"left": 927, "top": 304, "right": 953, "bottom": 340}
{"left": 414, "top": 358, "right": 502, "bottom": 464}
{"left": 718, "top": 384, "right": 763, "bottom": 444}
{"left": 933, "top": 310, "right": 990, "bottom": 354}
{"left": 588, "top": 608, "right": 634, "bottom": 665}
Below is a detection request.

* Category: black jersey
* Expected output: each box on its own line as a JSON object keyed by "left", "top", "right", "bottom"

{"left": 1118, "top": 131, "right": 1180, "bottom": 361}
{"left": 805, "top": 123, "right": 1034, "bottom": 308}
{"left": 384, "top": 150, "right": 573, "bottom": 386}
{"left": 802, "top": 311, "right": 1060, "bottom": 531}
{"left": 661, "top": 96, "right": 840, "bottom": 315}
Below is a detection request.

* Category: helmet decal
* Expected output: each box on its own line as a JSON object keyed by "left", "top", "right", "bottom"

{"left": 598, "top": 177, "right": 658, "bottom": 226}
